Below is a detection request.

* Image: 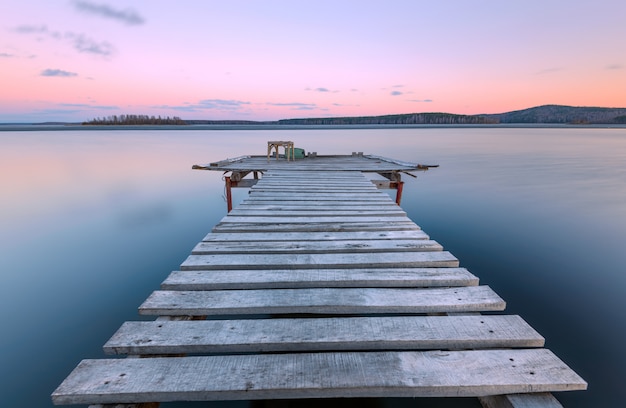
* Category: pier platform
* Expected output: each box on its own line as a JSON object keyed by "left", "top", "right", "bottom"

{"left": 52, "top": 152, "right": 586, "bottom": 407}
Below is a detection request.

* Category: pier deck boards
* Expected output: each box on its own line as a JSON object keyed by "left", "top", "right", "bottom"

{"left": 53, "top": 156, "right": 586, "bottom": 407}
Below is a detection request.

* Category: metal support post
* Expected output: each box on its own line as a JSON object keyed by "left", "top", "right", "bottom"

{"left": 395, "top": 181, "right": 404, "bottom": 205}
{"left": 225, "top": 176, "right": 233, "bottom": 212}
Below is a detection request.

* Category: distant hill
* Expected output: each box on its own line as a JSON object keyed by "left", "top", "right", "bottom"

{"left": 481, "top": 105, "right": 626, "bottom": 124}
{"left": 277, "top": 105, "right": 626, "bottom": 125}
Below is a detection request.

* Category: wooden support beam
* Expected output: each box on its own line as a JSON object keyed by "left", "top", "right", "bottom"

{"left": 479, "top": 393, "right": 565, "bottom": 408}
{"left": 377, "top": 171, "right": 402, "bottom": 182}
{"left": 230, "top": 179, "right": 258, "bottom": 188}
{"left": 230, "top": 171, "right": 251, "bottom": 182}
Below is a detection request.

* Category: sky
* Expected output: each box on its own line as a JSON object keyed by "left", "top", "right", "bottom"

{"left": 1, "top": 0, "right": 625, "bottom": 123}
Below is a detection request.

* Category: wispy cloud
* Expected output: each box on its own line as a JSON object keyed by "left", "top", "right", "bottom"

{"left": 153, "top": 99, "right": 251, "bottom": 112}
{"left": 409, "top": 99, "right": 433, "bottom": 103}
{"left": 14, "top": 24, "right": 114, "bottom": 56}
{"left": 73, "top": 1, "right": 145, "bottom": 25}
{"left": 267, "top": 102, "right": 318, "bottom": 110}
{"left": 60, "top": 103, "right": 118, "bottom": 110}
{"left": 0, "top": 52, "right": 15, "bottom": 58}
{"left": 390, "top": 91, "right": 403, "bottom": 96}
{"left": 15, "top": 24, "right": 49, "bottom": 34}
{"left": 306, "top": 87, "right": 338, "bottom": 93}
{"left": 71, "top": 34, "right": 114, "bottom": 55}
{"left": 606, "top": 64, "right": 623, "bottom": 70}
{"left": 41, "top": 68, "right": 78, "bottom": 77}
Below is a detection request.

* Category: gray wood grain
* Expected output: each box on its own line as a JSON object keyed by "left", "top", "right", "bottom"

{"left": 52, "top": 349, "right": 586, "bottom": 405}
{"left": 104, "top": 315, "right": 544, "bottom": 355}
{"left": 191, "top": 239, "right": 442, "bottom": 254}
{"left": 252, "top": 185, "right": 378, "bottom": 190}
{"left": 212, "top": 221, "right": 421, "bottom": 232}
{"left": 161, "top": 267, "right": 478, "bottom": 290}
{"left": 203, "top": 230, "right": 428, "bottom": 242}
{"left": 237, "top": 200, "right": 401, "bottom": 208}
{"left": 217, "top": 215, "right": 411, "bottom": 224}
{"left": 480, "top": 393, "right": 564, "bottom": 408}
{"left": 180, "top": 251, "right": 458, "bottom": 270}
{"left": 228, "top": 209, "right": 407, "bottom": 217}
{"left": 138, "top": 286, "right": 505, "bottom": 316}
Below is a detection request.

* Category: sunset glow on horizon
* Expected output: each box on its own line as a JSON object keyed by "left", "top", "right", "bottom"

{"left": 1, "top": 0, "right": 625, "bottom": 123}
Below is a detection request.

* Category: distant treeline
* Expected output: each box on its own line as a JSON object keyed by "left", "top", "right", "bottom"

{"left": 277, "top": 113, "right": 497, "bottom": 125}
{"left": 278, "top": 106, "right": 626, "bottom": 125}
{"left": 78, "top": 105, "right": 626, "bottom": 127}
{"left": 82, "top": 115, "right": 186, "bottom": 125}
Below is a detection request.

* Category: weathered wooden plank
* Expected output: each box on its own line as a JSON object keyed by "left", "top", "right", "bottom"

{"left": 254, "top": 181, "right": 376, "bottom": 186}
{"left": 162, "top": 267, "right": 478, "bottom": 290}
{"left": 249, "top": 191, "right": 388, "bottom": 197}
{"left": 228, "top": 209, "right": 407, "bottom": 217}
{"left": 204, "top": 230, "right": 428, "bottom": 242}
{"left": 234, "top": 203, "right": 403, "bottom": 210}
{"left": 244, "top": 197, "right": 394, "bottom": 203}
{"left": 480, "top": 393, "right": 564, "bottom": 408}
{"left": 260, "top": 173, "right": 367, "bottom": 178}
{"left": 191, "top": 239, "right": 442, "bottom": 254}
{"left": 194, "top": 155, "right": 425, "bottom": 173}
{"left": 212, "top": 221, "right": 421, "bottom": 232}
{"left": 218, "top": 215, "right": 411, "bottom": 224}
{"left": 247, "top": 192, "right": 392, "bottom": 199}
{"left": 237, "top": 200, "right": 400, "bottom": 207}
{"left": 104, "top": 315, "right": 544, "bottom": 355}
{"left": 253, "top": 186, "right": 378, "bottom": 192}
{"left": 138, "top": 286, "right": 504, "bottom": 316}
{"left": 251, "top": 185, "right": 377, "bottom": 193}
{"left": 364, "top": 154, "right": 421, "bottom": 168}
{"left": 52, "top": 349, "right": 587, "bottom": 405}
{"left": 262, "top": 171, "right": 368, "bottom": 177}
{"left": 180, "top": 251, "right": 458, "bottom": 270}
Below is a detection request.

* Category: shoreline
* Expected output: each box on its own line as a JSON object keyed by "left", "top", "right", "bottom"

{"left": 2, "top": 123, "right": 626, "bottom": 132}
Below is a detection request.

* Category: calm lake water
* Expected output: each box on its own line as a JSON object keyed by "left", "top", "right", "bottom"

{"left": 1, "top": 126, "right": 625, "bottom": 407}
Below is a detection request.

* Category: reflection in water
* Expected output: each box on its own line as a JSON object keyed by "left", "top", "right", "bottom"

{"left": 0, "top": 127, "right": 625, "bottom": 407}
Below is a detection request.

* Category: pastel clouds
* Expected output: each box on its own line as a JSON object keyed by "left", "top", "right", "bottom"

{"left": 41, "top": 69, "right": 78, "bottom": 77}
{"left": 14, "top": 24, "right": 114, "bottom": 56}
{"left": 72, "top": 1, "right": 145, "bottom": 26}
{"left": 154, "top": 99, "right": 252, "bottom": 113}
{"left": 1, "top": 1, "right": 625, "bottom": 122}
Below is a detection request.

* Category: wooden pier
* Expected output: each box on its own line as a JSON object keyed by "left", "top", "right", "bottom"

{"left": 52, "top": 152, "right": 586, "bottom": 407}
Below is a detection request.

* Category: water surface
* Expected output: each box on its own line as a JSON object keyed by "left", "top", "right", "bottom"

{"left": 1, "top": 127, "right": 624, "bottom": 407}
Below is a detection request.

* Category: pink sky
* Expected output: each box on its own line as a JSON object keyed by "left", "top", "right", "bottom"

{"left": 1, "top": 0, "right": 625, "bottom": 122}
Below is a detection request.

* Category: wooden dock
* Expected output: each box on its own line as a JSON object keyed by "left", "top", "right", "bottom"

{"left": 52, "top": 153, "right": 586, "bottom": 407}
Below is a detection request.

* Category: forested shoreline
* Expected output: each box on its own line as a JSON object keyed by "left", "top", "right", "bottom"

{"left": 82, "top": 115, "right": 186, "bottom": 125}
{"left": 77, "top": 105, "right": 626, "bottom": 127}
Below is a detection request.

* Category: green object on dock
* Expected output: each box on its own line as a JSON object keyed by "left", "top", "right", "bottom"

{"left": 293, "top": 147, "right": 305, "bottom": 159}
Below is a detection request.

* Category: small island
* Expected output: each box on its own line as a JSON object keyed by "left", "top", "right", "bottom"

{"left": 82, "top": 114, "right": 186, "bottom": 126}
